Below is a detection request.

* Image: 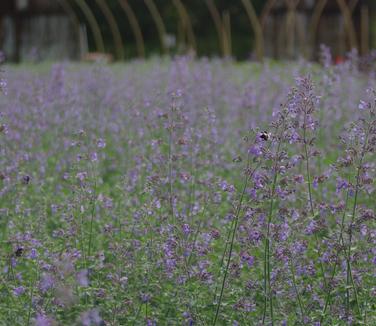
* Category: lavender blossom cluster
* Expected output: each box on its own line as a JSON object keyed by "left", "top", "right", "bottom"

{"left": 0, "top": 52, "right": 375, "bottom": 325}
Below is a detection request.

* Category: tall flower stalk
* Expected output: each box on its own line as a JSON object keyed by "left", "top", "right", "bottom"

{"left": 212, "top": 152, "right": 253, "bottom": 325}
{"left": 342, "top": 107, "right": 373, "bottom": 320}
{"left": 291, "top": 77, "right": 330, "bottom": 302}
{"left": 260, "top": 110, "right": 288, "bottom": 325}
{"left": 262, "top": 149, "right": 279, "bottom": 325}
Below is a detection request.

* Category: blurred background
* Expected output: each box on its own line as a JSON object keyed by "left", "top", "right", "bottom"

{"left": 0, "top": 0, "right": 375, "bottom": 63}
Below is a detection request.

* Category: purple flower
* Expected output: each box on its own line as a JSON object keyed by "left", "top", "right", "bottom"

{"left": 76, "top": 172, "right": 87, "bottom": 182}
{"left": 248, "top": 229, "right": 262, "bottom": 243}
{"left": 140, "top": 293, "right": 151, "bottom": 303}
{"left": 336, "top": 178, "right": 349, "bottom": 193}
{"left": 13, "top": 286, "right": 25, "bottom": 296}
{"left": 305, "top": 220, "right": 318, "bottom": 235}
{"left": 248, "top": 144, "right": 263, "bottom": 157}
{"left": 77, "top": 269, "right": 89, "bottom": 287}
{"left": 80, "top": 309, "right": 101, "bottom": 326}
{"left": 290, "top": 155, "right": 302, "bottom": 166}
{"left": 240, "top": 252, "right": 254, "bottom": 267}
{"left": 0, "top": 77, "right": 7, "bottom": 95}
{"left": 35, "top": 314, "right": 55, "bottom": 326}
{"left": 90, "top": 152, "right": 98, "bottom": 162}
{"left": 278, "top": 222, "right": 290, "bottom": 241}
{"left": 40, "top": 274, "right": 55, "bottom": 293}
{"left": 97, "top": 138, "right": 106, "bottom": 148}
{"left": 252, "top": 172, "right": 265, "bottom": 189}
{"left": 292, "top": 241, "right": 307, "bottom": 255}
{"left": 320, "top": 44, "right": 332, "bottom": 68}
{"left": 182, "top": 223, "right": 191, "bottom": 236}
{"left": 146, "top": 319, "right": 156, "bottom": 326}
{"left": 358, "top": 100, "right": 369, "bottom": 110}
{"left": 312, "top": 177, "right": 319, "bottom": 189}
{"left": 294, "top": 174, "right": 304, "bottom": 184}
{"left": 288, "top": 130, "right": 300, "bottom": 144}
{"left": 28, "top": 248, "right": 38, "bottom": 259}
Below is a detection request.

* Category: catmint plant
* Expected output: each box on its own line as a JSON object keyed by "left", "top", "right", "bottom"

{"left": 0, "top": 56, "right": 374, "bottom": 325}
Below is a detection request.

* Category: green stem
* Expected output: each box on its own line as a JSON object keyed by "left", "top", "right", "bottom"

{"left": 212, "top": 212, "right": 236, "bottom": 303}
{"left": 87, "top": 178, "right": 97, "bottom": 259}
{"left": 320, "top": 185, "right": 350, "bottom": 323}
{"left": 168, "top": 113, "right": 174, "bottom": 222}
{"left": 186, "top": 204, "right": 207, "bottom": 267}
{"left": 87, "top": 158, "right": 99, "bottom": 257}
{"left": 261, "top": 126, "right": 284, "bottom": 325}
{"left": 26, "top": 266, "right": 38, "bottom": 325}
{"left": 263, "top": 168, "right": 278, "bottom": 325}
{"left": 302, "top": 112, "right": 328, "bottom": 294}
{"left": 345, "top": 132, "right": 368, "bottom": 319}
{"left": 212, "top": 154, "right": 256, "bottom": 305}
{"left": 132, "top": 302, "right": 143, "bottom": 326}
{"left": 289, "top": 260, "right": 305, "bottom": 320}
{"left": 212, "top": 164, "right": 252, "bottom": 325}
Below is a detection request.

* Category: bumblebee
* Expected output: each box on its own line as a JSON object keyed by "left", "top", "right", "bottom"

{"left": 14, "top": 247, "right": 24, "bottom": 257}
{"left": 259, "top": 131, "right": 271, "bottom": 141}
{"left": 22, "top": 175, "right": 30, "bottom": 185}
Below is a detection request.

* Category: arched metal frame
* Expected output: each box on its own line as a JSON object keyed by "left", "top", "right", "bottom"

{"left": 284, "top": 0, "right": 300, "bottom": 58}
{"left": 336, "top": 0, "right": 358, "bottom": 49}
{"left": 57, "top": 0, "right": 80, "bottom": 30}
{"left": 349, "top": 0, "right": 360, "bottom": 13}
{"left": 95, "top": 0, "right": 124, "bottom": 60}
{"left": 310, "top": 0, "right": 358, "bottom": 57}
{"left": 172, "top": 0, "right": 197, "bottom": 53}
{"left": 240, "top": 0, "right": 264, "bottom": 61}
{"left": 74, "top": 0, "right": 105, "bottom": 53}
{"left": 360, "top": 4, "right": 369, "bottom": 55}
{"left": 118, "top": 0, "right": 145, "bottom": 58}
{"left": 56, "top": 0, "right": 82, "bottom": 57}
{"left": 54, "top": 0, "right": 368, "bottom": 61}
{"left": 144, "top": 0, "right": 168, "bottom": 55}
{"left": 205, "top": 0, "right": 230, "bottom": 57}
{"left": 259, "top": 0, "right": 360, "bottom": 59}
{"left": 260, "top": 0, "right": 277, "bottom": 28}
{"left": 222, "top": 10, "right": 232, "bottom": 57}
{"left": 309, "top": 0, "right": 328, "bottom": 56}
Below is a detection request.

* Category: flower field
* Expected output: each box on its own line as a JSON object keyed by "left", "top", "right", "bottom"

{"left": 0, "top": 53, "right": 375, "bottom": 325}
